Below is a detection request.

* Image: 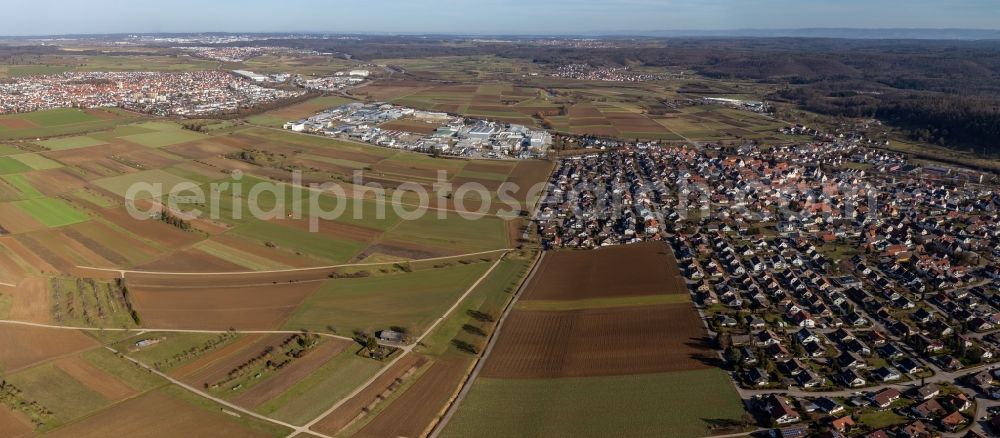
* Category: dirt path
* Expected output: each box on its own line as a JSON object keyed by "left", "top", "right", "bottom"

{"left": 76, "top": 248, "right": 511, "bottom": 277}
{"left": 292, "top": 254, "right": 509, "bottom": 437}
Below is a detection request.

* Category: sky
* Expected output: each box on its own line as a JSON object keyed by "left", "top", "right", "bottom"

{"left": 4, "top": 0, "right": 1000, "bottom": 36}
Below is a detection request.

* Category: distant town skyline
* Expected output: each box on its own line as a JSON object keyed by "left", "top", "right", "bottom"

{"left": 6, "top": 0, "right": 1000, "bottom": 36}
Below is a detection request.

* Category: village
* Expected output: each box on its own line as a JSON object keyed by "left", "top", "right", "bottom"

{"left": 534, "top": 128, "right": 1000, "bottom": 437}
{"left": 549, "top": 63, "right": 668, "bottom": 82}
{"left": 0, "top": 70, "right": 305, "bottom": 116}
{"left": 284, "top": 102, "right": 552, "bottom": 159}
{"left": 181, "top": 45, "right": 324, "bottom": 62}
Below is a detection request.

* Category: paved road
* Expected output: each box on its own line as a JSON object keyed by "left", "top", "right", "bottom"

{"left": 734, "top": 361, "right": 996, "bottom": 399}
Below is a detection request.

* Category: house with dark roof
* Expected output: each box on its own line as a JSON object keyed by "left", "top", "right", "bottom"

{"left": 913, "top": 383, "right": 940, "bottom": 401}
{"left": 766, "top": 395, "right": 800, "bottom": 424}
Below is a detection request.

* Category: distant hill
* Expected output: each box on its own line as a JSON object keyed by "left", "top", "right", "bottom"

{"left": 605, "top": 28, "right": 1000, "bottom": 40}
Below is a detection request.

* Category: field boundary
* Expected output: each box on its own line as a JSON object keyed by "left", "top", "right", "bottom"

{"left": 293, "top": 253, "right": 509, "bottom": 437}
{"left": 428, "top": 250, "right": 544, "bottom": 438}
{"left": 75, "top": 248, "right": 512, "bottom": 277}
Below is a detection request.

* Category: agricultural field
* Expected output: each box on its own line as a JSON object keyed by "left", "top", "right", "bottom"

{"left": 282, "top": 260, "right": 495, "bottom": 336}
{"left": 0, "top": 115, "right": 544, "bottom": 284}
{"left": 0, "top": 47, "right": 776, "bottom": 438}
{"left": 0, "top": 108, "right": 142, "bottom": 140}
{"left": 0, "top": 54, "right": 221, "bottom": 78}
{"left": 438, "top": 243, "right": 748, "bottom": 438}
{"left": 441, "top": 368, "right": 744, "bottom": 438}
{"left": 306, "top": 250, "right": 536, "bottom": 437}
{"left": 354, "top": 72, "right": 782, "bottom": 142}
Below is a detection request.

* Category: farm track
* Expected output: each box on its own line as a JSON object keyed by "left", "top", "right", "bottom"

{"left": 291, "top": 254, "right": 509, "bottom": 437}
{"left": 428, "top": 250, "right": 544, "bottom": 438}
{"left": 0, "top": 251, "right": 511, "bottom": 438}
{"left": 75, "top": 248, "right": 512, "bottom": 278}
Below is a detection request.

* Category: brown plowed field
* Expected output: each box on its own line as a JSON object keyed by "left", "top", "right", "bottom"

{"left": 0, "top": 204, "right": 47, "bottom": 234}
{"left": 480, "top": 304, "right": 713, "bottom": 378}
{"left": 14, "top": 235, "right": 75, "bottom": 274}
{"left": 278, "top": 218, "right": 382, "bottom": 244}
{"left": 129, "top": 281, "right": 323, "bottom": 330}
{"left": 0, "top": 325, "right": 97, "bottom": 372}
{"left": 0, "top": 249, "right": 27, "bottom": 282}
{"left": 97, "top": 203, "right": 200, "bottom": 249}
{"left": 5, "top": 277, "right": 49, "bottom": 323}
{"left": 520, "top": 241, "right": 685, "bottom": 301}
{"left": 569, "top": 125, "right": 620, "bottom": 136}
{"left": 351, "top": 242, "right": 445, "bottom": 262}
{"left": 176, "top": 333, "right": 287, "bottom": 387}
{"left": 0, "top": 406, "right": 33, "bottom": 438}
{"left": 232, "top": 338, "right": 350, "bottom": 408}
{"left": 169, "top": 334, "right": 270, "bottom": 379}
{"left": 353, "top": 357, "right": 472, "bottom": 438}
{"left": 0, "top": 119, "right": 37, "bottom": 129}
{"left": 61, "top": 227, "right": 131, "bottom": 266}
{"left": 24, "top": 169, "right": 88, "bottom": 196}
{"left": 312, "top": 353, "right": 428, "bottom": 435}
{"left": 136, "top": 248, "right": 247, "bottom": 273}
{"left": 44, "top": 390, "right": 274, "bottom": 438}
{"left": 55, "top": 356, "right": 136, "bottom": 401}
{"left": 508, "top": 159, "right": 553, "bottom": 207}
{"left": 162, "top": 140, "right": 241, "bottom": 159}
{"left": 210, "top": 234, "right": 318, "bottom": 268}
{"left": 2, "top": 237, "right": 59, "bottom": 273}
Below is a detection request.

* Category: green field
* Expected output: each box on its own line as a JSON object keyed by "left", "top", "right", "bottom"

{"left": 418, "top": 256, "right": 531, "bottom": 356}
{"left": 2, "top": 174, "right": 44, "bottom": 198}
{"left": 10, "top": 153, "right": 63, "bottom": 170}
{"left": 81, "top": 348, "right": 166, "bottom": 392}
{"left": 442, "top": 368, "right": 747, "bottom": 438}
{"left": 283, "top": 262, "right": 492, "bottom": 335}
{"left": 196, "top": 239, "right": 293, "bottom": 271}
{"left": 115, "top": 332, "right": 241, "bottom": 372}
{"left": 7, "top": 361, "right": 114, "bottom": 430}
{"left": 120, "top": 126, "right": 209, "bottom": 147}
{"left": 0, "top": 156, "right": 32, "bottom": 174}
{"left": 0, "top": 108, "right": 138, "bottom": 141}
{"left": 3, "top": 108, "right": 100, "bottom": 127}
{"left": 382, "top": 213, "right": 510, "bottom": 253}
{"left": 0, "top": 144, "right": 22, "bottom": 155}
{"left": 12, "top": 197, "right": 89, "bottom": 227}
{"left": 93, "top": 168, "right": 195, "bottom": 198}
{"left": 257, "top": 347, "right": 385, "bottom": 425}
{"left": 37, "top": 136, "right": 108, "bottom": 150}
{"left": 227, "top": 220, "right": 367, "bottom": 263}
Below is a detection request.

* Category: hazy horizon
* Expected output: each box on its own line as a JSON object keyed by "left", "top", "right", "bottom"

{"left": 5, "top": 0, "right": 1000, "bottom": 37}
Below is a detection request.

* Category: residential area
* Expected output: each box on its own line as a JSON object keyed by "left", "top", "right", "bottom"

{"left": 0, "top": 70, "right": 305, "bottom": 116}
{"left": 533, "top": 128, "right": 1000, "bottom": 436}
{"left": 549, "top": 63, "right": 668, "bottom": 82}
